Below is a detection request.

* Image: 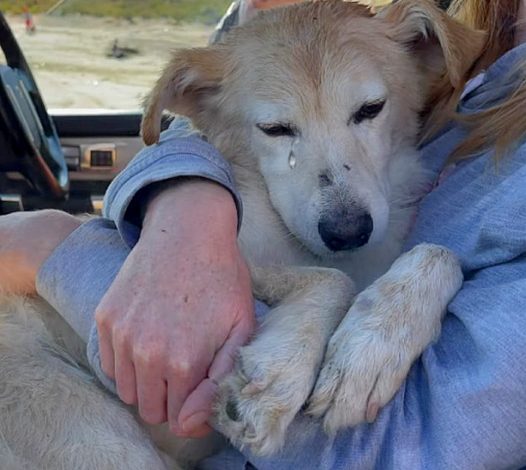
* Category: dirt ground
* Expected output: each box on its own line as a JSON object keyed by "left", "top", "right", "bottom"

{"left": 5, "top": 14, "right": 214, "bottom": 110}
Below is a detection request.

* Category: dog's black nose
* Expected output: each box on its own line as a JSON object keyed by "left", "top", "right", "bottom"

{"left": 318, "top": 213, "right": 373, "bottom": 251}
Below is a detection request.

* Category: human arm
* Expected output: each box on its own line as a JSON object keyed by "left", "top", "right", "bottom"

{"left": 0, "top": 180, "right": 258, "bottom": 411}
{"left": 28, "top": 185, "right": 256, "bottom": 421}
{"left": 0, "top": 210, "right": 80, "bottom": 296}
{"left": 1, "top": 117, "right": 250, "bottom": 438}
{"left": 94, "top": 0, "right": 314, "bottom": 436}
{"left": 25, "top": 0, "right": 302, "bottom": 436}
{"left": 97, "top": 177, "right": 255, "bottom": 436}
{"left": 2, "top": 0, "right": 279, "bottom": 435}
{"left": 0, "top": 119, "right": 252, "bottom": 401}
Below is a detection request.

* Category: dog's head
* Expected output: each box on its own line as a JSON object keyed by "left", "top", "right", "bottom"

{"left": 142, "top": 0, "right": 484, "bottom": 257}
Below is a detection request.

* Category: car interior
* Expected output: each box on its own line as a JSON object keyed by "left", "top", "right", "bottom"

{"left": 0, "top": 12, "right": 157, "bottom": 216}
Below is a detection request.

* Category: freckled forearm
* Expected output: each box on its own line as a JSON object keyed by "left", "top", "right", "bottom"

{"left": 142, "top": 178, "right": 238, "bottom": 245}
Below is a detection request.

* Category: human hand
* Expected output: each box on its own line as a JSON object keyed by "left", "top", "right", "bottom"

{"left": 95, "top": 179, "right": 255, "bottom": 437}
{"left": 0, "top": 210, "right": 80, "bottom": 295}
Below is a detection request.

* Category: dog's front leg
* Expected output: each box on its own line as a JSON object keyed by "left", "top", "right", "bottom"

{"left": 307, "top": 244, "right": 463, "bottom": 434}
{"left": 214, "top": 266, "right": 355, "bottom": 456}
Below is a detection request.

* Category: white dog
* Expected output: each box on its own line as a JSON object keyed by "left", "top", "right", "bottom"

{"left": 0, "top": 1, "right": 483, "bottom": 468}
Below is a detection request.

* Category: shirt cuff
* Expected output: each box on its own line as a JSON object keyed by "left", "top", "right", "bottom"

{"left": 103, "top": 132, "right": 242, "bottom": 248}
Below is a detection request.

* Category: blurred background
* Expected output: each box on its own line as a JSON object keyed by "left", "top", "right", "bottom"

{"left": 1, "top": 1, "right": 392, "bottom": 110}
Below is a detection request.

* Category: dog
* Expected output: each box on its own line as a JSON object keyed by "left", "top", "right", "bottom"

{"left": 0, "top": 1, "right": 483, "bottom": 468}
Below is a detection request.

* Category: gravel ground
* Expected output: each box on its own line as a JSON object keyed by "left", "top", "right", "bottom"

{"left": 5, "top": 14, "right": 214, "bottom": 110}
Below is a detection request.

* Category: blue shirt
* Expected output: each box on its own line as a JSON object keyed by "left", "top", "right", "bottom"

{"left": 36, "top": 44, "right": 526, "bottom": 469}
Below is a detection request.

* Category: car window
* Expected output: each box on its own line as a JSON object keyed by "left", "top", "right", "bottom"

{"left": 3, "top": 1, "right": 392, "bottom": 112}
{"left": 3, "top": 1, "right": 231, "bottom": 111}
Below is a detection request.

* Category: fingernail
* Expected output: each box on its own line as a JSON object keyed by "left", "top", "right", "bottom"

{"left": 182, "top": 411, "right": 209, "bottom": 432}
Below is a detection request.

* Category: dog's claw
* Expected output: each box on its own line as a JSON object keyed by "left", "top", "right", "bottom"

{"left": 241, "top": 381, "right": 265, "bottom": 396}
{"left": 215, "top": 336, "right": 322, "bottom": 456}
{"left": 226, "top": 399, "right": 240, "bottom": 422}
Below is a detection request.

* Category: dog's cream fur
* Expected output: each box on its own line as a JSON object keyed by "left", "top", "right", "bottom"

{"left": 0, "top": 1, "right": 484, "bottom": 468}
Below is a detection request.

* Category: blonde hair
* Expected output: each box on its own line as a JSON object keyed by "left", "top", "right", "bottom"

{"left": 424, "top": 0, "right": 526, "bottom": 160}
{"left": 449, "top": 0, "right": 521, "bottom": 71}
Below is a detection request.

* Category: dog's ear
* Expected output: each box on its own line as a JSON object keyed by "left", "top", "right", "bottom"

{"left": 380, "top": 0, "right": 486, "bottom": 88}
{"left": 141, "top": 47, "right": 226, "bottom": 146}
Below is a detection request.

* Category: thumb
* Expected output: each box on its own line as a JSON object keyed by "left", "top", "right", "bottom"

{"left": 178, "top": 378, "right": 217, "bottom": 435}
{"left": 178, "top": 319, "right": 254, "bottom": 432}
{"left": 208, "top": 317, "right": 254, "bottom": 382}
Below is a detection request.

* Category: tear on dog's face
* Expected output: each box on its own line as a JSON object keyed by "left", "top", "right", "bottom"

{"left": 142, "top": 0, "right": 484, "bottom": 258}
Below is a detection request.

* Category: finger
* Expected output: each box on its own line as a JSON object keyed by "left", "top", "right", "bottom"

{"left": 95, "top": 311, "right": 116, "bottom": 380}
{"left": 177, "top": 422, "right": 213, "bottom": 439}
{"left": 186, "top": 423, "right": 213, "bottom": 438}
{"left": 208, "top": 319, "right": 254, "bottom": 382}
{"left": 177, "top": 319, "right": 254, "bottom": 434}
{"left": 113, "top": 332, "right": 137, "bottom": 405}
{"left": 178, "top": 377, "right": 219, "bottom": 434}
{"left": 115, "top": 353, "right": 138, "bottom": 405}
{"left": 166, "top": 365, "right": 206, "bottom": 435}
{"left": 135, "top": 363, "right": 167, "bottom": 425}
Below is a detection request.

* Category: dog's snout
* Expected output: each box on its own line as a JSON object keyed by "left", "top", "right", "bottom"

{"left": 318, "top": 212, "right": 373, "bottom": 252}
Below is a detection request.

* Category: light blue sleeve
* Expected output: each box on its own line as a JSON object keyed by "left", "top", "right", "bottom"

{"left": 103, "top": 117, "right": 242, "bottom": 247}
{"left": 36, "top": 218, "right": 128, "bottom": 393}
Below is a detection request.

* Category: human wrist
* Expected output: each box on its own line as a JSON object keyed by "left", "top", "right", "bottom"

{"left": 142, "top": 178, "right": 239, "bottom": 246}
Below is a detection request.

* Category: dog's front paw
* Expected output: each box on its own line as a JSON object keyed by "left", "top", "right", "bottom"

{"left": 307, "top": 244, "right": 462, "bottom": 434}
{"left": 306, "top": 291, "right": 412, "bottom": 434}
{"left": 214, "top": 331, "right": 321, "bottom": 456}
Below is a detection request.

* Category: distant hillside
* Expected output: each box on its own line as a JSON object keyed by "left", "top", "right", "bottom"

{"left": 1, "top": 0, "right": 57, "bottom": 14}
{"left": 1, "top": 0, "right": 232, "bottom": 23}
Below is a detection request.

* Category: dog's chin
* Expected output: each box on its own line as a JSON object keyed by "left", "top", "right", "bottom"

{"left": 297, "top": 237, "right": 366, "bottom": 261}
{"left": 320, "top": 244, "right": 372, "bottom": 261}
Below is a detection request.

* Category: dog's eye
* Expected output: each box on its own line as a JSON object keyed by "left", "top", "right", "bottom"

{"left": 352, "top": 100, "right": 386, "bottom": 124}
{"left": 257, "top": 123, "right": 296, "bottom": 138}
